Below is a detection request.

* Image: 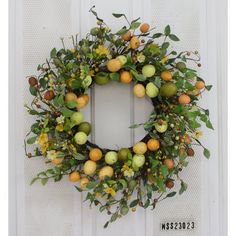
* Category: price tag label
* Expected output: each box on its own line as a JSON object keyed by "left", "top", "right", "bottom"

{"left": 160, "top": 220, "right": 196, "bottom": 232}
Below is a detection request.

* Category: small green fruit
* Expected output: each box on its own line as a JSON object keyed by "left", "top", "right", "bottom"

{"left": 142, "top": 65, "right": 156, "bottom": 78}
{"left": 71, "top": 112, "right": 84, "bottom": 125}
{"left": 78, "top": 122, "right": 91, "bottom": 135}
{"left": 105, "top": 151, "right": 118, "bottom": 165}
{"left": 146, "top": 82, "right": 159, "bottom": 98}
{"left": 90, "top": 27, "right": 99, "bottom": 36}
{"left": 154, "top": 120, "right": 168, "bottom": 133}
{"left": 132, "top": 154, "right": 145, "bottom": 168}
{"left": 176, "top": 62, "right": 186, "bottom": 71}
{"left": 94, "top": 72, "right": 109, "bottom": 85}
{"left": 120, "top": 206, "right": 129, "bottom": 216}
{"left": 160, "top": 82, "right": 177, "bottom": 97}
{"left": 74, "top": 132, "right": 88, "bottom": 145}
{"left": 118, "top": 148, "right": 130, "bottom": 162}
{"left": 116, "top": 55, "right": 127, "bottom": 66}
{"left": 128, "top": 180, "right": 137, "bottom": 190}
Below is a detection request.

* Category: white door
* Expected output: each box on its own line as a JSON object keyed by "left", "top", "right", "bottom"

{"left": 9, "top": 0, "right": 226, "bottom": 235}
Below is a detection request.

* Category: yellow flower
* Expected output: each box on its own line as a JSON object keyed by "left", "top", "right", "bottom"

{"left": 38, "top": 133, "right": 48, "bottom": 146}
{"left": 104, "top": 187, "right": 116, "bottom": 197}
{"left": 161, "top": 56, "right": 169, "bottom": 64}
{"left": 89, "top": 70, "right": 95, "bottom": 76}
{"left": 95, "top": 192, "right": 102, "bottom": 198}
{"left": 193, "top": 130, "right": 203, "bottom": 139}
{"left": 121, "top": 164, "right": 134, "bottom": 177}
{"left": 56, "top": 124, "right": 64, "bottom": 132}
{"left": 137, "top": 53, "right": 146, "bottom": 63}
{"left": 95, "top": 45, "right": 109, "bottom": 56}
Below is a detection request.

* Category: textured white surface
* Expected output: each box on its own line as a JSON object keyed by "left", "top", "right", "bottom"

{"left": 13, "top": 0, "right": 220, "bottom": 235}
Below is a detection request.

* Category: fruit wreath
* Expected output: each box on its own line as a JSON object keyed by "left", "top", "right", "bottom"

{"left": 25, "top": 7, "right": 213, "bottom": 227}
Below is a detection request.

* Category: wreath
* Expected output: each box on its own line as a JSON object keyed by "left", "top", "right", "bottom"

{"left": 25, "top": 7, "right": 213, "bottom": 228}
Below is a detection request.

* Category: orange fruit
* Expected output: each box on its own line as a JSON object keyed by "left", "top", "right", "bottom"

{"left": 76, "top": 94, "right": 89, "bottom": 109}
{"left": 195, "top": 81, "right": 205, "bottom": 89}
{"left": 107, "top": 59, "right": 122, "bottom": 72}
{"left": 160, "top": 70, "right": 172, "bottom": 81}
{"left": 133, "top": 142, "right": 147, "bottom": 155}
{"left": 80, "top": 177, "right": 89, "bottom": 188}
{"left": 98, "top": 166, "right": 114, "bottom": 180}
{"left": 65, "top": 92, "right": 77, "bottom": 102}
{"left": 28, "top": 76, "right": 38, "bottom": 86}
{"left": 83, "top": 160, "right": 97, "bottom": 175}
{"left": 133, "top": 84, "right": 145, "bottom": 98}
{"left": 121, "top": 31, "right": 132, "bottom": 41}
{"left": 140, "top": 23, "right": 150, "bottom": 33}
{"left": 89, "top": 148, "right": 103, "bottom": 161}
{"left": 180, "top": 134, "right": 192, "bottom": 144}
{"left": 178, "top": 94, "right": 191, "bottom": 104}
{"left": 51, "top": 157, "right": 64, "bottom": 165}
{"left": 163, "top": 159, "right": 175, "bottom": 170}
{"left": 130, "top": 36, "right": 140, "bottom": 49}
{"left": 120, "top": 71, "right": 133, "bottom": 84}
{"left": 69, "top": 171, "right": 81, "bottom": 182}
{"left": 147, "top": 139, "right": 160, "bottom": 151}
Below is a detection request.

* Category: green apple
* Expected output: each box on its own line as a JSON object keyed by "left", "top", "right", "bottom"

{"left": 142, "top": 65, "right": 156, "bottom": 78}
{"left": 78, "top": 122, "right": 91, "bottom": 135}
{"left": 154, "top": 120, "right": 168, "bottom": 133}
{"left": 160, "top": 82, "right": 177, "bottom": 97}
{"left": 118, "top": 148, "right": 130, "bottom": 162}
{"left": 128, "top": 179, "right": 137, "bottom": 190}
{"left": 105, "top": 151, "right": 118, "bottom": 165}
{"left": 116, "top": 55, "right": 127, "bottom": 66}
{"left": 132, "top": 154, "right": 145, "bottom": 168}
{"left": 146, "top": 82, "right": 159, "bottom": 98}
{"left": 74, "top": 131, "right": 88, "bottom": 145}
{"left": 94, "top": 72, "right": 109, "bottom": 85}
{"left": 71, "top": 112, "right": 84, "bottom": 125}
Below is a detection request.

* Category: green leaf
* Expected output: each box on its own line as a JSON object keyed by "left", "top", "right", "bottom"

{"left": 161, "top": 42, "right": 170, "bottom": 50}
{"left": 116, "top": 27, "right": 128, "bottom": 36}
{"left": 112, "top": 13, "right": 124, "bottom": 18}
{"left": 110, "top": 212, "right": 119, "bottom": 222}
{"left": 109, "top": 72, "right": 120, "bottom": 81}
{"left": 130, "top": 22, "right": 141, "bottom": 29}
{"left": 169, "top": 34, "right": 180, "bottom": 41}
{"left": 71, "top": 79, "right": 82, "bottom": 89}
{"left": 160, "top": 165, "right": 169, "bottom": 177}
{"left": 153, "top": 76, "right": 162, "bottom": 87}
{"left": 29, "top": 86, "right": 37, "bottom": 96}
{"left": 104, "top": 221, "right": 109, "bottom": 228}
{"left": 119, "top": 179, "right": 127, "bottom": 189}
{"left": 66, "top": 100, "right": 77, "bottom": 109}
{"left": 131, "top": 70, "right": 146, "bottom": 81}
{"left": 166, "top": 191, "right": 177, "bottom": 198}
{"left": 152, "top": 33, "right": 163, "bottom": 38}
{"left": 179, "top": 181, "right": 187, "bottom": 195}
{"left": 164, "top": 25, "right": 171, "bottom": 36}
{"left": 53, "top": 94, "right": 64, "bottom": 107}
{"left": 129, "top": 123, "right": 142, "bottom": 129}
{"left": 61, "top": 107, "right": 74, "bottom": 117}
{"left": 203, "top": 148, "right": 210, "bottom": 159}
{"left": 86, "top": 181, "right": 98, "bottom": 189}
{"left": 205, "top": 85, "right": 213, "bottom": 91}
{"left": 73, "top": 153, "right": 86, "bottom": 160}
{"left": 130, "top": 199, "right": 139, "bottom": 208}
{"left": 30, "top": 177, "right": 39, "bottom": 185}
{"left": 41, "top": 178, "right": 49, "bottom": 186}
{"left": 75, "top": 185, "right": 83, "bottom": 192}
{"left": 206, "top": 120, "right": 214, "bottom": 130}
{"left": 50, "top": 48, "right": 57, "bottom": 58}
{"left": 27, "top": 136, "right": 37, "bottom": 144}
